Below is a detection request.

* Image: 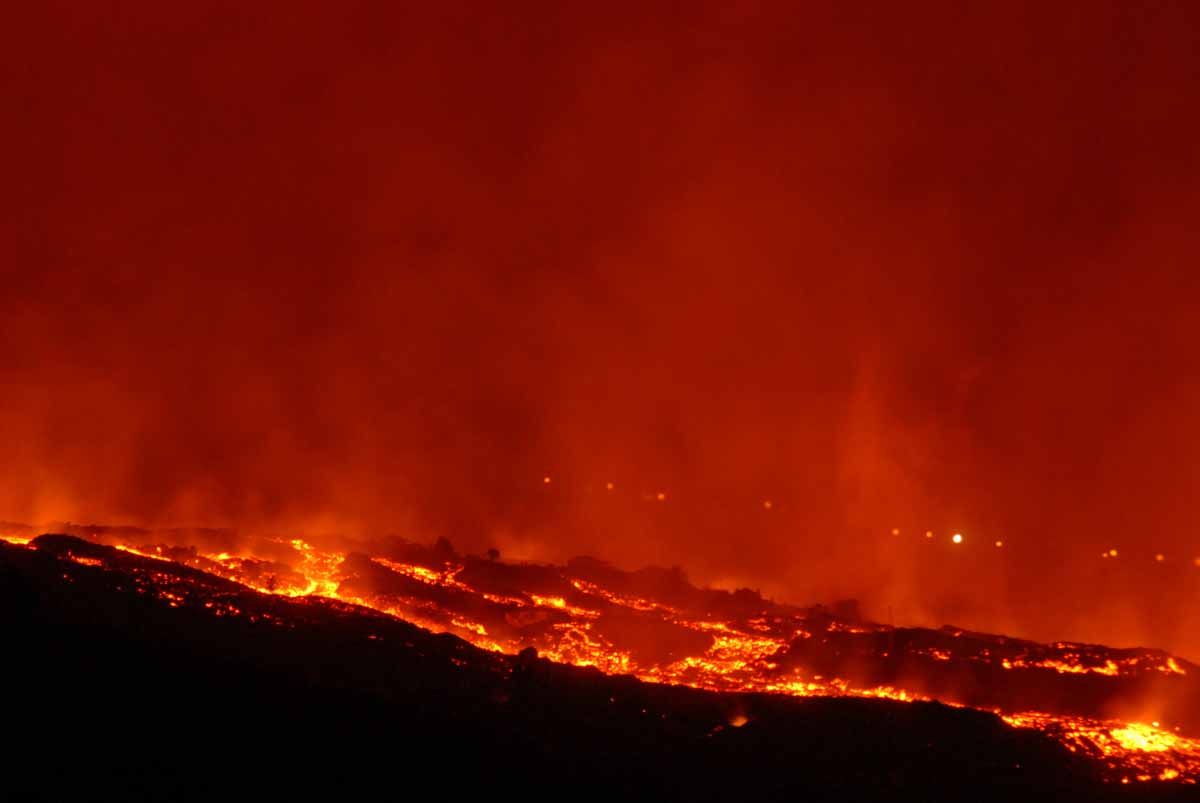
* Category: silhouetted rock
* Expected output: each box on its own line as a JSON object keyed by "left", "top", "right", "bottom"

{"left": 0, "top": 537, "right": 1187, "bottom": 802}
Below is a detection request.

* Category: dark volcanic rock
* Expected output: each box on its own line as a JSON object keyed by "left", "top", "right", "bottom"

{"left": 0, "top": 536, "right": 1183, "bottom": 802}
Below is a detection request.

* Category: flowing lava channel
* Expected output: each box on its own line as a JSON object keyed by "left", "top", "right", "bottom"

{"left": 5, "top": 530, "right": 1199, "bottom": 785}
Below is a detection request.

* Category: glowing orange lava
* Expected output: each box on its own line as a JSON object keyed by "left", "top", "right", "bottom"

{"left": 4, "top": 530, "right": 1197, "bottom": 784}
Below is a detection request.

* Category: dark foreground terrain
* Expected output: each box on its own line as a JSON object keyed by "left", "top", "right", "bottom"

{"left": 0, "top": 536, "right": 1191, "bottom": 802}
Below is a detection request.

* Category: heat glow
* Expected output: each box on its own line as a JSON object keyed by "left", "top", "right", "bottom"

{"left": 4, "top": 530, "right": 1198, "bottom": 784}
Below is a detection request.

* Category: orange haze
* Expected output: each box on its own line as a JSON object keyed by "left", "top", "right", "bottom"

{"left": 3, "top": 3, "right": 1200, "bottom": 658}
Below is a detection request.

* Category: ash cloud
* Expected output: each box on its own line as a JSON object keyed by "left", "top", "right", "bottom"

{"left": 3, "top": 3, "right": 1200, "bottom": 656}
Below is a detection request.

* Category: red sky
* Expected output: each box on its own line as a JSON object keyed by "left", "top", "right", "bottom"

{"left": 4, "top": 3, "right": 1200, "bottom": 656}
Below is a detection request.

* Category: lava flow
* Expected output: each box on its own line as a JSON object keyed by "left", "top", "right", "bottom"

{"left": 6, "top": 525, "right": 1200, "bottom": 785}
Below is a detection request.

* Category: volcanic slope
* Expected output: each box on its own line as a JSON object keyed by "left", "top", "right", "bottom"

{"left": 1, "top": 535, "right": 1194, "bottom": 802}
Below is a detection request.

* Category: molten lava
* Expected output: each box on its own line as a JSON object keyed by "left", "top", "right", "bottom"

{"left": 4, "top": 527, "right": 1199, "bottom": 784}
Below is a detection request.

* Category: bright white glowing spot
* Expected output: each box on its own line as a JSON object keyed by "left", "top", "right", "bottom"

{"left": 952, "top": 533, "right": 963, "bottom": 544}
{"left": 1153, "top": 721, "right": 1160, "bottom": 728}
